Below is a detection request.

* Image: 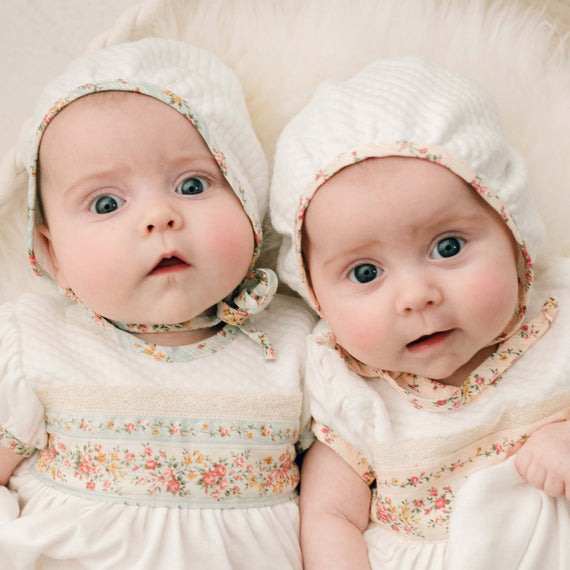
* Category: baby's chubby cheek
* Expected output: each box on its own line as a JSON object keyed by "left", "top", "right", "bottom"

{"left": 321, "top": 305, "right": 382, "bottom": 364}
{"left": 468, "top": 272, "right": 519, "bottom": 337}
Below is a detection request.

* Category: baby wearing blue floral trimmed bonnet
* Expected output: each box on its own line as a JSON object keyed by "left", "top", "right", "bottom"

{"left": 0, "top": 38, "right": 314, "bottom": 569}
{"left": 270, "top": 58, "right": 570, "bottom": 569}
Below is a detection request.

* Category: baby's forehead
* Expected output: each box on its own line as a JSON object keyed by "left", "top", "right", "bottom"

{"left": 36, "top": 90, "right": 215, "bottom": 211}
{"left": 303, "top": 155, "right": 507, "bottom": 240}
{"left": 41, "top": 91, "right": 177, "bottom": 132}
{"left": 39, "top": 92, "right": 139, "bottom": 152}
{"left": 38, "top": 91, "right": 205, "bottom": 160}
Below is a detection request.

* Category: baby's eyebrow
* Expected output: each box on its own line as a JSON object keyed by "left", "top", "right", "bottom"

{"left": 60, "top": 168, "right": 124, "bottom": 199}
{"left": 59, "top": 153, "right": 221, "bottom": 197}
{"left": 402, "top": 210, "right": 484, "bottom": 236}
{"left": 167, "top": 153, "right": 219, "bottom": 168}
{"left": 318, "top": 212, "right": 484, "bottom": 267}
{"left": 319, "top": 239, "right": 384, "bottom": 269}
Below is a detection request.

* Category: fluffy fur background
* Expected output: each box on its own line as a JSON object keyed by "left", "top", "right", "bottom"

{"left": 0, "top": 0, "right": 568, "bottom": 301}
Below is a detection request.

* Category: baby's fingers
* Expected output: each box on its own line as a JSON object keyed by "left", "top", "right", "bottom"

{"left": 542, "top": 473, "right": 566, "bottom": 498}
{"left": 514, "top": 446, "right": 532, "bottom": 479}
{"left": 519, "top": 456, "right": 548, "bottom": 491}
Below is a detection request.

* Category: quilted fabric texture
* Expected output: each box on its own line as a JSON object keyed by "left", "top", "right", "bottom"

{"left": 19, "top": 37, "right": 269, "bottom": 238}
{"left": 270, "top": 58, "right": 545, "bottom": 306}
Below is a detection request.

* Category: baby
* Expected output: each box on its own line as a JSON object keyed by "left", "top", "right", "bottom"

{"left": 0, "top": 38, "right": 314, "bottom": 569}
{"left": 271, "top": 58, "right": 570, "bottom": 569}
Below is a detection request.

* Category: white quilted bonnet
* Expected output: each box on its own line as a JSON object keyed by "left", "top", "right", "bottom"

{"left": 20, "top": 38, "right": 269, "bottom": 273}
{"left": 270, "top": 58, "right": 545, "bottom": 322}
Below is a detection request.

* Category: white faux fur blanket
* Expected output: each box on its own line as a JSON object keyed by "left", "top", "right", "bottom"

{"left": 0, "top": 0, "right": 568, "bottom": 302}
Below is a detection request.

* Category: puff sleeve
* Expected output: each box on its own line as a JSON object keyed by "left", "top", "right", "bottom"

{"left": 0, "top": 302, "right": 47, "bottom": 456}
{"left": 304, "top": 320, "right": 393, "bottom": 480}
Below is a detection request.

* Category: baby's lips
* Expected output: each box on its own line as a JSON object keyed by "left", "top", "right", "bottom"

{"left": 148, "top": 253, "right": 190, "bottom": 275}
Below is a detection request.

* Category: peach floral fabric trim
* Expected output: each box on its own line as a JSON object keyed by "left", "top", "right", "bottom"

{"left": 314, "top": 397, "right": 570, "bottom": 540}
{"left": 29, "top": 387, "right": 302, "bottom": 508}
{"left": 318, "top": 297, "right": 558, "bottom": 412}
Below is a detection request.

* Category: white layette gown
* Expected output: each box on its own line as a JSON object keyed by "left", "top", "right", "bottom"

{"left": 0, "top": 292, "right": 314, "bottom": 570}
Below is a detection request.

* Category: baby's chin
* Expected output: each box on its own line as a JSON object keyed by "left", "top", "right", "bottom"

{"left": 369, "top": 365, "right": 469, "bottom": 386}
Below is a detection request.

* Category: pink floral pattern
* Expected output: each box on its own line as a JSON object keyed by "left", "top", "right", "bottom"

{"left": 370, "top": 433, "right": 528, "bottom": 539}
{"left": 211, "top": 148, "right": 228, "bottom": 176}
{"left": 111, "top": 324, "right": 239, "bottom": 363}
{"left": 371, "top": 485, "right": 455, "bottom": 537}
{"left": 35, "top": 411, "right": 300, "bottom": 507}
{"left": 313, "top": 422, "right": 375, "bottom": 485}
{"left": 45, "top": 412, "right": 298, "bottom": 443}
{"left": 316, "top": 403, "right": 570, "bottom": 540}
{"left": 0, "top": 425, "right": 37, "bottom": 456}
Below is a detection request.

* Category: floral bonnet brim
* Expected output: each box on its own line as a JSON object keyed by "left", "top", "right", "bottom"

{"left": 271, "top": 57, "right": 548, "bottom": 342}
{"left": 21, "top": 39, "right": 277, "bottom": 357}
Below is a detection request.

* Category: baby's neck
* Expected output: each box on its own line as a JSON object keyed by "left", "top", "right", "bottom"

{"left": 437, "top": 343, "right": 498, "bottom": 387}
{"left": 132, "top": 323, "right": 225, "bottom": 347}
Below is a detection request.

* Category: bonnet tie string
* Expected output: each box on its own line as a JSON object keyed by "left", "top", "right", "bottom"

{"left": 109, "top": 267, "right": 278, "bottom": 359}
{"left": 216, "top": 268, "right": 278, "bottom": 359}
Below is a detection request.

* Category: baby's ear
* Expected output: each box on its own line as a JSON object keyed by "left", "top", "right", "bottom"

{"left": 33, "top": 225, "right": 70, "bottom": 289}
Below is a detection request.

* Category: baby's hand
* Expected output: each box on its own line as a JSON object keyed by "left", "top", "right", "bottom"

{"left": 515, "top": 421, "right": 570, "bottom": 499}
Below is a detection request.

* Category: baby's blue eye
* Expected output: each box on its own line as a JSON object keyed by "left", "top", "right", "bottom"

{"left": 90, "top": 195, "right": 125, "bottom": 214}
{"left": 431, "top": 236, "right": 466, "bottom": 259}
{"left": 176, "top": 177, "right": 210, "bottom": 195}
{"left": 348, "top": 263, "right": 381, "bottom": 284}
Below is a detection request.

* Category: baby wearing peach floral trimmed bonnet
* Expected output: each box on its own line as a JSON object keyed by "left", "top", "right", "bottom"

{"left": 0, "top": 38, "right": 314, "bottom": 569}
{"left": 270, "top": 57, "right": 570, "bottom": 569}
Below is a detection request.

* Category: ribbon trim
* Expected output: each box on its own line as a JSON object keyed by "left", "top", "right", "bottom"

{"left": 105, "top": 268, "right": 278, "bottom": 359}
{"left": 318, "top": 297, "right": 558, "bottom": 411}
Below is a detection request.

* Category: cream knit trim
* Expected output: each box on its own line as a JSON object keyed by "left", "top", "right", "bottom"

{"left": 372, "top": 391, "right": 570, "bottom": 468}
{"left": 37, "top": 385, "right": 302, "bottom": 421}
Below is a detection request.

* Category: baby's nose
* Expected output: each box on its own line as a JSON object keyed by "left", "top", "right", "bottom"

{"left": 394, "top": 279, "right": 443, "bottom": 315}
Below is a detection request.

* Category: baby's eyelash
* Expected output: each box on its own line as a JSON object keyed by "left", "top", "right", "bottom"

{"left": 89, "top": 193, "right": 125, "bottom": 214}
{"left": 347, "top": 263, "right": 383, "bottom": 284}
{"left": 430, "top": 236, "right": 466, "bottom": 259}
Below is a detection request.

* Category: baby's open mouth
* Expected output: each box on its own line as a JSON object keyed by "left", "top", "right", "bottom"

{"left": 407, "top": 330, "right": 453, "bottom": 350}
{"left": 149, "top": 256, "right": 190, "bottom": 275}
